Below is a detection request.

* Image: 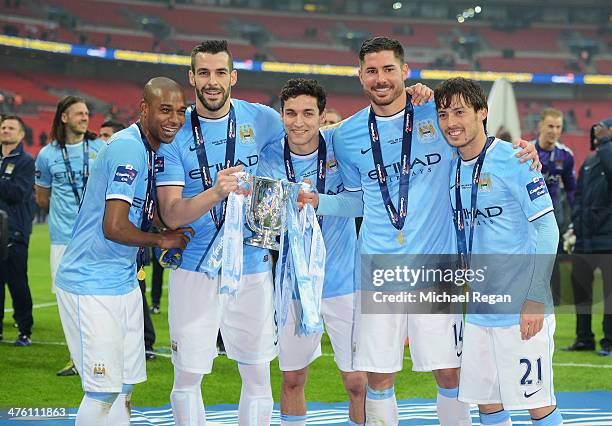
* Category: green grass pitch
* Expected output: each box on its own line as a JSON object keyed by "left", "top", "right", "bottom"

{"left": 0, "top": 224, "right": 610, "bottom": 408}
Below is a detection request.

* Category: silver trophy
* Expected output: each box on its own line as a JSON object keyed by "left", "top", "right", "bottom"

{"left": 244, "top": 176, "right": 293, "bottom": 250}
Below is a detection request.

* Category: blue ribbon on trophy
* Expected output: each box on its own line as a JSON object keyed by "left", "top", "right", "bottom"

{"left": 286, "top": 182, "right": 325, "bottom": 336}
{"left": 219, "top": 171, "right": 250, "bottom": 294}
{"left": 195, "top": 172, "right": 250, "bottom": 295}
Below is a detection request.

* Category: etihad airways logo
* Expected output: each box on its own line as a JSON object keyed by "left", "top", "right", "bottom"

{"left": 455, "top": 205, "right": 503, "bottom": 225}
{"left": 188, "top": 155, "right": 259, "bottom": 180}
{"left": 367, "top": 153, "right": 441, "bottom": 181}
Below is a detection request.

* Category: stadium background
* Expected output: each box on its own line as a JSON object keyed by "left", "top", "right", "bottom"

{"left": 0, "top": 0, "right": 611, "bottom": 424}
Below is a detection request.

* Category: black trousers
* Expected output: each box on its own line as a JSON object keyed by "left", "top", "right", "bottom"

{"left": 149, "top": 253, "right": 163, "bottom": 307}
{"left": 138, "top": 278, "right": 156, "bottom": 351}
{"left": 570, "top": 253, "right": 612, "bottom": 346}
{"left": 0, "top": 242, "right": 33, "bottom": 336}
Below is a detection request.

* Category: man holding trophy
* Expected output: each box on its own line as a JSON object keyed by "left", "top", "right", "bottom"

{"left": 257, "top": 78, "right": 366, "bottom": 425}
{"left": 156, "top": 40, "right": 284, "bottom": 425}
{"left": 156, "top": 38, "right": 437, "bottom": 425}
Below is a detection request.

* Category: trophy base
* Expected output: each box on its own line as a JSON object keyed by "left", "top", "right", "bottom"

{"left": 245, "top": 235, "right": 279, "bottom": 251}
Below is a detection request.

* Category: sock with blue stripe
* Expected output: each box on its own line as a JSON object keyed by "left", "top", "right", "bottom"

{"left": 280, "top": 413, "right": 307, "bottom": 426}
{"left": 532, "top": 408, "right": 563, "bottom": 426}
{"left": 479, "top": 409, "right": 512, "bottom": 426}
{"left": 437, "top": 386, "right": 472, "bottom": 425}
{"left": 365, "top": 385, "right": 397, "bottom": 425}
{"left": 108, "top": 384, "right": 134, "bottom": 425}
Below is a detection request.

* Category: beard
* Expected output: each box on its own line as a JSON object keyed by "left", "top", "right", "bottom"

{"left": 196, "top": 85, "right": 230, "bottom": 112}
{"left": 68, "top": 122, "right": 87, "bottom": 136}
{"left": 363, "top": 83, "right": 404, "bottom": 107}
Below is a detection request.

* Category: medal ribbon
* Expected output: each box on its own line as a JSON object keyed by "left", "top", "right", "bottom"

{"left": 283, "top": 132, "right": 327, "bottom": 225}
{"left": 190, "top": 104, "right": 237, "bottom": 230}
{"left": 136, "top": 122, "right": 157, "bottom": 273}
{"left": 454, "top": 136, "right": 495, "bottom": 269}
{"left": 60, "top": 139, "right": 89, "bottom": 207}
{"left": 368, "top": 96, "right": 413, "bottom": 231}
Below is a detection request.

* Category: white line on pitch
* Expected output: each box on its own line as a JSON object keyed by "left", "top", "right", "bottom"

{"left": 5, "top": 301, "right": 57, "bottom": 313}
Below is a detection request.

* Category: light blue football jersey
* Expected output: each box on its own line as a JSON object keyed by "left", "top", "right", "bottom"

{"left": 332, "top": 101, "right": 456, "bottom": 255}
{"left": 450, "top": 139, "right": 554, "bottom": 327}
{"left": 156, "top": 100, "right": 285, "bottom": 273}
{"left": 257, "top": 129, "right": 358, "bottom": 298}
{"left": 35, "top": 138, "right": 104, "bottom": 244}
{"left": 55, "top": 124, "right": 150, "bottom": 295}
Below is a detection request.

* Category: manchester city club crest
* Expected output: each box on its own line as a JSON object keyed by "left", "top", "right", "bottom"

{"left": 93, "top": 363, "right": 106, "bottom": 380}
{"left": 478, "top": 172, "right": 491, "bottom": 192}
{"left": 327, "top": 157, "right": 339, "bottom": 174}
{"left": 239, "top": 124, "right": 255, "bottom": 144}
{"left": 416, "top": 119, "right": 437, "bottom": 142}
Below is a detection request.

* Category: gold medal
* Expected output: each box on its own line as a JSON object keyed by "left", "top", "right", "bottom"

{"left": 397, "top": 230, "right": 405, "bottom": 246}
{"left": 137, "top": 267, "right": 146, "bottom": 281}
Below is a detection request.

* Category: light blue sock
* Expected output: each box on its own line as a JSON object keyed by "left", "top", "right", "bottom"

{"left": 347, "top": 420, "right": 365, "bottom": 426}
{"left": 365, "top": 385, "right": 398, "bottom": 424}
{"left": 480, "top": 409, "right": 511, "bottom": 425}
{"left": 366, "top": 385, "right": 395, "bottom": 400}
{"left": 437, "top": 385, "right": 459, "bottom": 398}
{"left": 532, "top": 408, "right": 563, "bottom": 426}
{"left": 281, "top": 413, "right": 307, "bottom": 425}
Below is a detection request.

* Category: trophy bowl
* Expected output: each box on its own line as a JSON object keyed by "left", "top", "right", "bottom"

{"left": 244, "top": 176, "right": 290, "bottom": 250}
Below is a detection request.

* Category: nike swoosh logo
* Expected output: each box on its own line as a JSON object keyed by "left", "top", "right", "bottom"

{"left": 524, "top": 389, "right": 542, "bottom": 398}
{"left": 360, "top": 147, "right": 372, "bottom": 154}
{"left": 456, "top": 351, "right": 462, "bottom": 357}
{"left": 189, "top": 145, "right": 198, "bottom": 151}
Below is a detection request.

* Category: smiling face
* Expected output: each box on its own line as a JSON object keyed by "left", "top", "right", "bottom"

{"left": 437, "top": 94, "right": 487, "bottom": 158}
{"left": 189, "top": 51, "right": 237, "bottom": 116}
{"left": 282, "top": 94, "right": 324, "bottom": 155}
{"left": 140, "top": 87, "right": 187, "bottom": 149}
{"left": 358, "top": 50, "right": 409, "bottom": 114}
{"left": 62, "top": 102, "right": 89, "bottom": 138}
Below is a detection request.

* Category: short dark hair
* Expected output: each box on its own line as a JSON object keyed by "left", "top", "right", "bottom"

{"left": 100, "top": 120, "right": 125, "bottom": 133}
{"left": 359, "top": 37, "right": 405, "bottom": 65}
{"left": 434, "top": 77, "right": 488, "bottom": 130}
{"left": 51, "top": 96, "right": 96, "bottom": 148}
{"left": 279, "top": 78, "right": 327, "bottom": 113}
{"left": 1, "top": 114, "right": 26, "bottom": 132}
{"left": 190, "top": 40, "right": 233, "bottom": 72}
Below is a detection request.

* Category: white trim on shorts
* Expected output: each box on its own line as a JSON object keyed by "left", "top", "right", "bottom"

{"left": 353, "top": 291, "right": 463, "bottom": 373}
{"left": 56, "top": 286, "right": 146, "bottom": 393}
{"left": 168, "top": 268, "right": 277, "bottom": 374}
{"left": 458, "top": 316, "right": 557, "bottom": 410}
{"left": 279, "top": 293, "right": 356, "bottom": 372}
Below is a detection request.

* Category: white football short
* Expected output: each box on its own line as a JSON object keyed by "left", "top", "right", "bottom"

{"left": 458, "top": 316, "right": 557, "bottom": 410}
{"left": 56, "top": 286, "right": 146, "bottom": 393}
{"left": 168, "top": 268, "right": 277, "bottom": 374}
{"left": 353, "top": 292, "right": 463, "bottom": 373}
{"left": 279, "top": 293, "right": 356, "bottom": 372}
{"left": 50, "top": 244, "right": 67, "bottom": 293}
